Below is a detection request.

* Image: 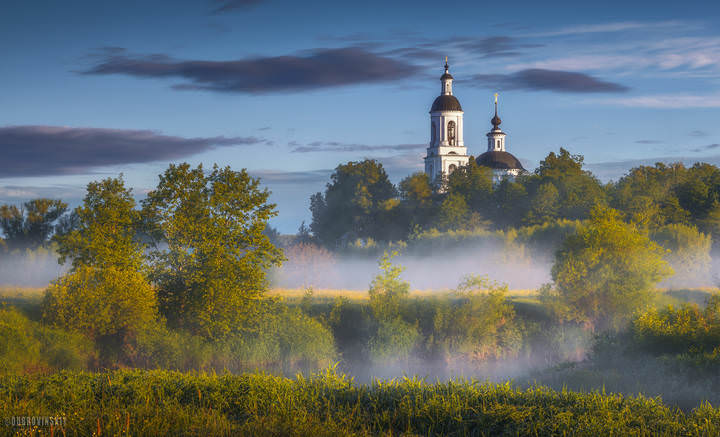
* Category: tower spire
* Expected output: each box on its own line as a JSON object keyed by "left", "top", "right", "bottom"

{"left": 491, "top": 93, "right": 502, "bottom": 129}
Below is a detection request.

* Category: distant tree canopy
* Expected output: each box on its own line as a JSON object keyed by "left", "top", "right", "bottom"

{"left": 310, "top": 160, "right": 397, "bottom": 246}
{"left": 306, "top": 149, "right": 720, "bottom": 251}
{"left": 0, "top": 198, "right": 68, "bottom": 250}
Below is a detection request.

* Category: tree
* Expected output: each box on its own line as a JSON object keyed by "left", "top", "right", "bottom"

{"left": 45, "top": 177, "right": 156, "bottom": 343}
{"left": 533, "top": 148, "right": 606, "bottom": 220}
{"left": 310, "top": 160, "right": 397, "bottom": 246}
{"left": 398, "top": 172, "right": 436, "bottom": 231}
{"left": 368, "top": 250, "right": 410, "bottom": 322}
{"left": 0, "top": 199, "right": 67, "bottom": 250}
{"left": 445, "top": 159, "right": 493, "bottom": 211}
{"left": 55, "top": 178, "right": 143, "bottom": 270}
{"left": 142, "top": 163, "right": 283, "bottom": 339}
{"left": 524, "top": 182, "right": 560, "bottom": 225}
{"left": 549, "top": 205, "right": 673, "bottom": 331}
{"left": 437, "top": 193, "right": 473, "bottom": 231}
{"left": 433, "top": 275, "right": 518, "bottom": 361}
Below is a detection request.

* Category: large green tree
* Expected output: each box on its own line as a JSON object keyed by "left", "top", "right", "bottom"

{"left": 310, "top": 159, "right": 397, "bottom": 246}
{"left": 45, "top": 177, "right": 156, "bottom": 342}
{"left": 548, "top": 205, "right": 673, "bottom": 331}
{"left": 142, "top": 163, "right": 283, "bottom": 339}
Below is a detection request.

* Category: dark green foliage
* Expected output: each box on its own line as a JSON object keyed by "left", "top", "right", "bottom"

{"left": 2, "top": 369, "right": 720, "bottom": 436}
{"left": 0, "top": 198, "right": 68, "bottom": 251}
{"left": 310, "top": 159, "right": 398, "bottom": 246}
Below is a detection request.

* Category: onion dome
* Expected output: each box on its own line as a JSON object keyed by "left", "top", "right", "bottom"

{"left": 475, "top": 151, "right": 525, "bottom": 170}
{"left": 430, "top": 95, "right": 462, "bottom": 112}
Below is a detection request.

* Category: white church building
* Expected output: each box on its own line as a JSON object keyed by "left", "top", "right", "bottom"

{"left": 424, "top": 60, "right": 525, "bottom": 184}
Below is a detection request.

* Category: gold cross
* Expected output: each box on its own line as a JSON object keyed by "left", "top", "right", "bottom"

{"left": 494, "top": 93, "right": 498, "bottom": 104}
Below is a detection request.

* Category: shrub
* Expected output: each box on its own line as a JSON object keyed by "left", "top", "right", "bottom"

{"left": 43, "top": 265, "right": 157, "bottom": 340}
{"left": 0, "top": 307, "right": 95, "bottom": 374}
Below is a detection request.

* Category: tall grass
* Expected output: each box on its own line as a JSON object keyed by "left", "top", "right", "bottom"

{"left": 1, "top": 368, "right": 719, "bottom": 436}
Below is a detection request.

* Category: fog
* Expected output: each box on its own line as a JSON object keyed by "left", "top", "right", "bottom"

{"left": 272, "top": 243, "right": 553, "bottom": 291}
{"left": 0, "top": 251, "right": 66, "bottom": 287}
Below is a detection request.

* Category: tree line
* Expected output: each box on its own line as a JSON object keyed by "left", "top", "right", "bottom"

{"left": 308, "top": 148, "right": 720, "bottom": 250}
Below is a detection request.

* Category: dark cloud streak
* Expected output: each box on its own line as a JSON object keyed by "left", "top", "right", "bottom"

{"left": 211, "top": 0, "right": 265, "bottom": 13}
{"left": 292, "top": 141, "right": 424, "bottom": 153}
{"left": 468, "top": 69, "right": 629, "bottom": 93}
{"left": 0, "top": 125, "right": 264, "bottom": 178}
{"left": 81, "top": 47, "right": 421, "bottom": 94}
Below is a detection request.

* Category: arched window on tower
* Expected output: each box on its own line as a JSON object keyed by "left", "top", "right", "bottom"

{"left": 449, "top": 164, "right": 457, "bottom": 174}
{"left": 431, "top": 122, "right": 436, "bottom": 145}
{"left": 496, "top": 139, "right": 501, "bottom": 149}
{"left": 447, "top": 121, "right": 456, "bottom": 146}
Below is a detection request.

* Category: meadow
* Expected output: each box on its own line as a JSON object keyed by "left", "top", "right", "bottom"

{"left": 2, "top": 368, "right": 720, "bottom": 436}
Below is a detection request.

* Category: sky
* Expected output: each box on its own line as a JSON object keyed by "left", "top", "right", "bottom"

{"left": 2, "top": 0, "right": 720, "bottom": 232}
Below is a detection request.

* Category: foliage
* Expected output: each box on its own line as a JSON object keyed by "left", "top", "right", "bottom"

{"left": 433, "top": 276, "right": 519, "bottom": 361}
{"left": 2, "top": 369, "right": 720, "bottom": 436}
{"left": 55, "top": 177, "right": 144, "bottom": 271}
{"left": 0, "top": 198, "right": 68, "bottom": 251}
{"left": 550, "top": 205, "right": 673, "bottom": 330}
{"left": 651, "top": 223, "right": 712, "bottom": 285}
{"left": 632, "top": 294, "right": 720, "bottom": 358}
{"left": 0, "top": 307, "right": 95, "bottom": 374}
{"left": 142, "top": 163, "right": 283, "bottom": 339}
{"left": 368, "top": 318, "right": 419, "bottom": 363}
{"left": 368, "top": 251, "right": 410, "bottom": 321}
{"left": 43, "top": 265, "right": 157, "bottom": 341}
{"left": 310, "top": 159, "right": 398, "bottom": 246}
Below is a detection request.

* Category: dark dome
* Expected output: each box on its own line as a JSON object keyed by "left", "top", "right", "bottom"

{"left": 475, "top": 151, "right": 525, "bottom": 170}
{"left": 440, "top": 72, "right": 454, "bottom": 80}
{"left": 430, "top": 95, "right": 462, "bottom": 112}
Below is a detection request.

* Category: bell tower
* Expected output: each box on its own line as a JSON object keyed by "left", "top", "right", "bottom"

{"left": 424, "top": 58, "right": 469, "bottom": 182}
{"left": 487, "top": 93, "right": 506, "bottom": 152}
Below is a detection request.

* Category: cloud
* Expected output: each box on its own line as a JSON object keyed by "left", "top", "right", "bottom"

{"left": 291, "top": 141, "right": 425, "bottom": 153}
{"left": 690, "top": 130, "right": 709, "bottom": 137}
{"left": 81, "top": 47, "right": 421, "bottom": 94}
{"left": 211, "top": 0, "right": 264, "bottom": 13}
{"left": 469, "top": 69, "right": 629, "bottom": 93}
{"left": 690, "top": 144, "right": 720, "bottom": 153}
{"left": 594, "top": 93, "right": 720, "bottom": 108}
{"left": 526, "top": 20, "right": 689, "bottom": 38}
{"left": 0, "top": 125, "right": 264, "bottom": 178}
{"left": 249, "top": 169, "right": 332, "bottom": 185}
{"left": 586, "top": 155, "right": 720, "bottom": 182}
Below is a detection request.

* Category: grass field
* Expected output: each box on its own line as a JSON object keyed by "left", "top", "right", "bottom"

{"left": 1, "top": 368, "right": 719, "bottom": 436}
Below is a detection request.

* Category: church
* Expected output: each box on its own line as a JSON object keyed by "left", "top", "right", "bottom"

{"left": 424, "top": 60, "right": 525, "bottom": 184}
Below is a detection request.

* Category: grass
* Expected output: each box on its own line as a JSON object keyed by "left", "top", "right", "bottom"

{"left": 1, "top": 368, "right": 720, "bottom": 436}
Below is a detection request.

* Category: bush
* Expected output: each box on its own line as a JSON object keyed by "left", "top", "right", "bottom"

{"left": 43, "top": 265, "right": 157, "bottom": 340}
{"left": 433, "top": 276, "right": 520, "bottom": 362}
{"left": 368, "top": 318, "right": 420, "bottom": 363}
{"left": 0, "top": 307, "right": 95, "bottom": 374}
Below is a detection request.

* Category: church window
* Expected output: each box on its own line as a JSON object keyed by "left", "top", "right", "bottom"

{"left": 431, "top": 122, "right": 436, "bottom": 144}
{"left": 496, "top": 139, "right": 500, "bottom": 148}
{"left": 447, "top": 121, "right": 456, "bottom": 146}
{"left": 449, "top": 164, "right": 457, "bottom": 173}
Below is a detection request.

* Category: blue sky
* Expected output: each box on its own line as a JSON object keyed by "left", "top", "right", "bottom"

{"left": 2, "top": 0, "right": 720, "bottom": 231}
